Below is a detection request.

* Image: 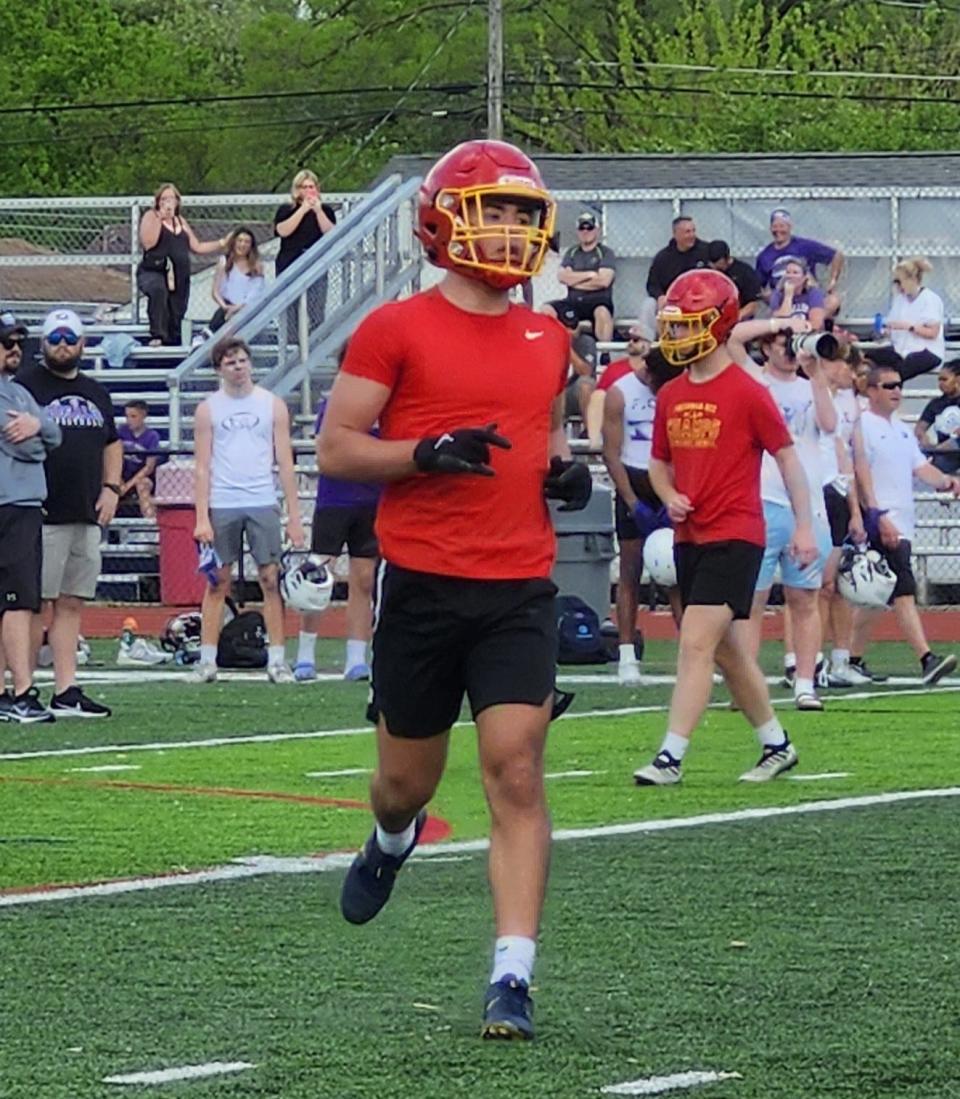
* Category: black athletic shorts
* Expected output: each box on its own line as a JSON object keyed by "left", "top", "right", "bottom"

{"left": 614, "top": 466, "right": 662, "bottom": 541}
{"left": 310, "top": 504, "right": 378, "bottom": 558}
{"left": 870, "top": 537, "right": 916, "bottom": 601}
{"left": 823, "top": 484, "right": 850, "bottom": 548}
{"left": 0, "top": 505, "right": 42, "bottom": 613}
{"left": 369, "top": 563, "right": 558, "bottom": 738}
{"left": 547, "top": 292, "right": 614, "bottom": 330}
{"left": 674, "top": 539, "right": 764, "bottom": 621}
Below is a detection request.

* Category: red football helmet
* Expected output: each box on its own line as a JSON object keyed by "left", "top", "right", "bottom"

{"left": 415, "top": 140, "right": 556, "bottom": 289}
{"left": 657, "top": 269, "right": 740, "bottom": 365}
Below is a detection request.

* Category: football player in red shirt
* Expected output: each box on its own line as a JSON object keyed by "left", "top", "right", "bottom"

{"left": 317, "top": 140, "right": 591, "bottom": 1040}
{"left": 633, "top": 270, "right": 817, "bottom": 787}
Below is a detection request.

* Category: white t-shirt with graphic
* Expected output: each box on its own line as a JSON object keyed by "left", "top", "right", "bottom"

{"left": 820, "top": 386, "right": 859, "bottom": 486}
{"left": 760, "top": 373, "right": 826, "bottom": 519}
{"left": 614, "top": 371, "right": 656, "bottom": 470}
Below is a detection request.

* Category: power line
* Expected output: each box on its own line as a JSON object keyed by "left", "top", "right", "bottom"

{"left": 597, "top": 60, "right": 960, "bottom": 85}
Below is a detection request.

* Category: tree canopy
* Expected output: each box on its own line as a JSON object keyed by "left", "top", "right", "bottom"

{"left": 2, "top": 0, "right": 958, "bottom": 196}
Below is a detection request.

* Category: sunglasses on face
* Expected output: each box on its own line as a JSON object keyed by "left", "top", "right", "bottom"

{"left": 876, "top": 381, "right": 902, "bottom": 391}
{"left": 1, "top": 336, "right": 23, "bottom": 350}
{"left": 46, "top": 331, "right": 79, "bottom": 347}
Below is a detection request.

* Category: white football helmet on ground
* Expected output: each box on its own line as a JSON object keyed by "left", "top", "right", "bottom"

{"left": 643, "top": 527, "right": 677, "bottom": 588}
{"left": 837, "top": 545, "right": 896, "bottom": 607}
{"left": 280, "top": 551, "right": 334, "bottom": 613}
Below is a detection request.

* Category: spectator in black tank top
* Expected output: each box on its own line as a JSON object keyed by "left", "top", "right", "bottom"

{"left": 137, "top": 183, "right": 227, "bottom": 346}
{"left": 273, "top": 170, "right": 337, "bottom": 344}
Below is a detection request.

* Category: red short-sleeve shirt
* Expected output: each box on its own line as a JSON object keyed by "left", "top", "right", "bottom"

{"left": 651, "top": 365, "right": 792, "bottom": 546}
{"left": 341, "top": 288, "right": 570, "bottom": 579}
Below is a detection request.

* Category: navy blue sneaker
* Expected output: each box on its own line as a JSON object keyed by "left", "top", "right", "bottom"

{"left": 340, "top": 809, "right": 427, "bottom": 925}
{"left": 481, "top": 975, "right": 534, "bottom": 1040}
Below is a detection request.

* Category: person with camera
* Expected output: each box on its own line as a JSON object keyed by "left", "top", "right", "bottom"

{"left": 137, "top": 183, "right": 227, "bottom": 346}
{"left": 728, "top": 317, "right": 837, "bottom": 711}
{"left": 274, "top": 170, "right": 337, "bottom": 336}
{"left": 848, "top": 365, "right": 959, "bottom": 686}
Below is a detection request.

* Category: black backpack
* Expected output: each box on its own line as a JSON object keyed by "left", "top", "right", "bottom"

{"left": 556, "top": 595, "right": 608, "bottom": 665}
{"left": 217, "top": 610, "right": 268, "bottom": 669}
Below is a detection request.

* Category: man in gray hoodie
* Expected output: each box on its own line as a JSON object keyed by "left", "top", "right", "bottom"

{"left": 0, "top": 312, "right": 62, "bottom": 723}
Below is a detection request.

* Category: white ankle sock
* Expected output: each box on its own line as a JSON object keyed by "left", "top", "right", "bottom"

{"left": 619, "top": 643, "right": 637, "bottom": 665}
{"left": 794, "top": 677, "right": 814, "bottom": 697}
{"left": 297, "top": 631, "right": 316, "bottom": 666}
{"left": 755, "top": 717, "right": 786, "bottom": 747}
{"left": 490, "top": 935, "right": 536, "bottom": 985}
{"left": 200, "top": 644, "right": 217, "bottom": 666}
{"left": 376, "top": 818, "right": 417, "bottom": 856}
{"left": 268, "top": 645, "right": 285, "bottom": 668}
{"left": 784, "top": 651, "right": 796, "bottom": 670}
{"left": 831, "top": 648, "right": 849, "bottom": 670}
{"left": 660, "top": 731, "right": 689, "bottom": 761}
{"left": 345, "top": 639, "right": 367, "bottom": 669}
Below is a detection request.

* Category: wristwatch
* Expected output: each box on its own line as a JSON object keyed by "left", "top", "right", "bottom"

{"left": 104, "top": 482, "right": 121, "bottom": 495}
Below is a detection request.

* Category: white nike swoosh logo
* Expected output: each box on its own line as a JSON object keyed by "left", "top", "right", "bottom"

{"left": 524, "top": 330, "right": 544, "bottom": 341}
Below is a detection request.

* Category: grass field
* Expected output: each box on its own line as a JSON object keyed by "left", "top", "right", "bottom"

{"left": 1, "top": 638, "right": 958, "bottom": 1098}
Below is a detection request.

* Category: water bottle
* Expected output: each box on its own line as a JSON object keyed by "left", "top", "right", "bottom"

{"left": 873, "top": 312, "right": 884, "bottom": 339}
{"left": 121, "top": 616, "right": 138, "bottom": 649}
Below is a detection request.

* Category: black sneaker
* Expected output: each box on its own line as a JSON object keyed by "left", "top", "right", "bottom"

{"left": 848, "top": 658, "right": 888, "bottom": 684}
{"left": 50, "top": 686, "right": 112, "bottom": 719}
{"left": 9, "top": 687, "right": 55, "bottom": 724}
{"left": 921, "top": 651, "right": 957, "bottom": 687}
{"left": 340, "top": 810, "right": 427, "bottom": 924}
{"left": 0, "top": 689, "right": 13, "bottom": 722}
{"left": 481, "top": 975, "right": 534, "bottom": 1040}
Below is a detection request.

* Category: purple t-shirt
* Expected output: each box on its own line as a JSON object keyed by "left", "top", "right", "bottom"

{"left": 768, "top": 284, "right": 826, "bottom": 320}
{"left": 756, "top": 236, "right": 836, "bottom": 289}
{"left": 314, "top": 399, "right": 381, "bottom": 509}
{"left": 117, "top": 423, "right": 162, "bottom": 482}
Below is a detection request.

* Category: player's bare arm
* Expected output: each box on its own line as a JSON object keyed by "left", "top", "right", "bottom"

{"left": 601, "top": 387, "right": 637, "bottom": 507}
{"left": 272, "top": 396, "right": 306, "bottom": 548}
{"left": 648, "top": 455, "right": 692, "bottom": 523}
{"left": 773, "top": 444, "right": 817, "bottom": 566}
{"left": 192, "top": 400, "right": 214, "bottom": 544}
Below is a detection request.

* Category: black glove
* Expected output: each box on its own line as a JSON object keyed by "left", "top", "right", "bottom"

{"left": 544, "top": 456, "right": 592, "bottom": 511}
{"left": 413, "top": 423, "right": 511, "bottom": 477}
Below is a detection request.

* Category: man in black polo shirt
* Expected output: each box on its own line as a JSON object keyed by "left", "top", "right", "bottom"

{"left": 708, "top": 239, "right": 763, "bottom": 319}
{"left": 16, "top": 309, "right": 121, "bottom": 718}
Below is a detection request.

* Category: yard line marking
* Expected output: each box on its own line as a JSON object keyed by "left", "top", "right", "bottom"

{"left": 545, "top": 770, "right": 601, "bottom": 779}
{"left": 305, "top": 768, "right": 371, "bottom": 778}
{"left": 66, "top": 765, "right": 141, "bottom": 774}
{"left": 103, "top": 1061, "right": 255, "bottom": 1086}
{"left": 601, "top": 1070, "right": 743, "bottom": 1095}
{"left": 789, "top": 771, "right": 851, "bottom": 782}
{"left": 2, "top": 683, "right": 957, "bottom": 763}
{"left": 2, "top": 785, "right": 957, "bottom": 908}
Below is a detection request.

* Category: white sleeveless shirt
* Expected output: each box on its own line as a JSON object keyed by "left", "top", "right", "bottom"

{"left": 208, "top": 386, "right": 277, "bottom": 508}
{"left": 613, "top": 371, "right": 656, "bottom": 470}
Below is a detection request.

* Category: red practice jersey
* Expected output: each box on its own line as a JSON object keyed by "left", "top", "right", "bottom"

{"left": 651, "top": 364, "right": 791, "bottom": 546}
{"left": 341, "top": 287, "right": 569, "bottom": 579}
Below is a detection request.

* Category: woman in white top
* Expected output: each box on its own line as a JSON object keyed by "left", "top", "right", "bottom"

{"left": 883, "top": 256, "right": 945, "bottom": 381}
{"left": 209, "top": 227, "right": 266, "bottom": 332}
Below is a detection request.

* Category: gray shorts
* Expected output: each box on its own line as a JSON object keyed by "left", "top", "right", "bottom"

{"left": 211, "top": 506, "right": 282, "bottom": 567}
{"left": 42, "top": 523, "right": 102, "bottom": 601}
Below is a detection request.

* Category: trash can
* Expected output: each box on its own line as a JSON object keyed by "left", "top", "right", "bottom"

{"left": 549, "top": 481, "right": 616, "bottom": 621}
{"left": 154, "top": 459, "right": 205, "bottom": 606}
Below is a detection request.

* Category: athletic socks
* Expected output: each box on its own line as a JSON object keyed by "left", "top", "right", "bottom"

{"left": 376, "top": 818, "right": 417, "bottom": 857}
{"left": 754, "top": 717, "right": 787, "bottom": 748}
{"left": 490, "top": 935, "right": 536, "bottom": 986}
{"left": 268, "top": 645, "right": 285, "bottom": 668}
{"left": 619, "top": 643, "right": 637, "bottom": 665}
{"left": 831, "top": 648, "right": 850, "bottom": 671}
{"left": 659, "top": 731, "right": 689, "bottom": 762}
{"left": 297, "top": 631, "right": 317, "bottom": 666}
{"left": 200, "top": 644, "right": 217, "bottom": 666}
{"left": 345, "top": 638, "right": 367, "bottom": 670}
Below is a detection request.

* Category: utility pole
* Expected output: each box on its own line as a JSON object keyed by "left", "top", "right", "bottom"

{"left": 487, "top": 0, "right": 503, "bottom": 140}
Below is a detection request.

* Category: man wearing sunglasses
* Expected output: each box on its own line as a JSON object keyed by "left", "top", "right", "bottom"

{"left": 849, "top": 365, "right": 960, "bottom": 686}
{"left": 16, "top": 309, "right": 121, "bottom": 718}
{"left": 0, "top": 313, "right": 62, "bottom": 723}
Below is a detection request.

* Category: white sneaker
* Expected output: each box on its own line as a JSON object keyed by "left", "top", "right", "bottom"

{"left": 839, "top": 662, "right": 872, "bottom": 686}
{"left": 739, "top": 740, "right": 798, "bottom": 782}
{"left": 794, "top": 690, "right": 824, "bottom": 712}
{"left": 633, "top": 751, "right": 683, "bottom": 786}
{"left": 267, "top": 662, "right": 295, "bottom": 684}
{"left": 189, "top": 662, "right": 218, "bottom": 683}
{"left": 617, "top": 661, "right": 643, "bottom": 686}
{"left": 117, "top": 638, "right": 171, "bottom": 667}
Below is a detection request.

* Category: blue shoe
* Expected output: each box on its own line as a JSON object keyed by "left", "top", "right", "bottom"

{"left": 343, "top": 663, "right": 370, "bottom": 682}
{"left": 340, "top": 810, "right": 427, "bottom": 925}
{"left": 293, "top": 661, "right": 316, "bottom": 682}
{"left": 481, "top": 975, "right": 534, "bottom": 1040}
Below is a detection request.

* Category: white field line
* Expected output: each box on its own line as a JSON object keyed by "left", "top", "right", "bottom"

{"left": 601, "top": 1070, "right": 743, "bottom": 1095}
{"left": 103, "top": 1061, "right": 255, "bottom": 1086}
{"left": 65, "top": 765, "right": 142, "bottom": 774}
{"left": 545, "top": 770, "right": 602, "bottom": 779}
{"left": 789, "top": 771, "right": 851, "bottom": 782}
{"left": 2, "top": 786, "right": 957, "bottom": 909}
{"left": 305, "top": 768, "right": 371, "bottom": 778}
{"left": 2, "top": 683, "right": 957, "bottom": 764}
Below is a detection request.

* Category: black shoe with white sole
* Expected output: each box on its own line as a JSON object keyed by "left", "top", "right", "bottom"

{"left": 9, "top": 687, "right": 55, "bottom": 724}
{"left": 50, "top": 686, "right": 112, "bottom": 719}
{"left": 921, "top": 652, "right": 956, "bottom": 687}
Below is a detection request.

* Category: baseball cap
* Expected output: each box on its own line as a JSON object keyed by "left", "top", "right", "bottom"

{"left": 770, "top": 207, "right": 793, "bottom": 224}
{"left": 42, "top": 308, "right": 84, "bottom": 339}
{"left": 577, "top": 211, "right": 597, "bottom": 230}
{"left": 0, "top": 311, "right": 27, "bottom": 340}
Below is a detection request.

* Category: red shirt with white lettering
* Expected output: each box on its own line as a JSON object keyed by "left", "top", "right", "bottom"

{"left": 341, "top": 288, "right": 569, "bottom": 578}
{"left": 651, "top": 364, "right": 791, "bottom": 546}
